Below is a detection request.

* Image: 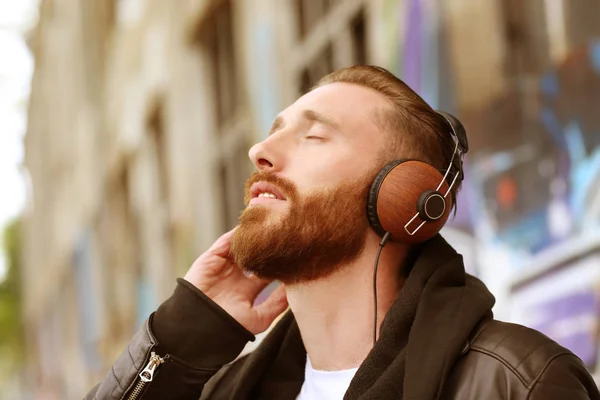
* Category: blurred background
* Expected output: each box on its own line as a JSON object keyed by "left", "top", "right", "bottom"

{"left": 0, "top": 0, "right": 599, "bottom": 398}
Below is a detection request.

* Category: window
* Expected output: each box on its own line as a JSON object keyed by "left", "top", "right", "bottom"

{"left": 295, "top": 0, "right": 332, "bottom": 39}
{"left": 198, "top": 0, "right": 240, "bottom": 129}
{"left": 219, "top": 138, "right": 254, "bottom": 230}
{"left": 147, "top": 102, "right": 168, "bottom": 204}
{"left": 218, "top": 163, "right": 231, "bottom": 230}
{"left": 72, "top": 229, "right": 103, "bottom": 369}
{"left": 98, "top": 164, "right": 141, "bottom": 339}
{"left": 300, "top": 43, "right": 335, "bottom": 93}
{"left": 500, "top": 0, "right": 551, "bottom": 76}
{"left": 292, "top": 1, "right": 369, "bottom": 95}
{"left": 351, "top": 8, "right": 367, "bottom": 65}
{"left": 195, "top": 0, "right": 253, "bottom": 232}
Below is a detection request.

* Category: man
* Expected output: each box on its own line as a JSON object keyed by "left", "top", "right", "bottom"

{"left": 86, "top": 66, "right": 600, "bottom": 399}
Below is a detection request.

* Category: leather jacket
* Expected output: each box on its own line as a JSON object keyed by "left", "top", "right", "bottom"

{"left": 85, "top": 279, "right": 600, "bottom": 400}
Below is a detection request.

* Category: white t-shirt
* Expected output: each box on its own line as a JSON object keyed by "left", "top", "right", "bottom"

{"left": 296, "top": 356, "right": 358, "bottom": 400}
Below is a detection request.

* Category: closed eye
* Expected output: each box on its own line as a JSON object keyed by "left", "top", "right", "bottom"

{"left": 305, "top": 135, "right": 325, "bottom": 140}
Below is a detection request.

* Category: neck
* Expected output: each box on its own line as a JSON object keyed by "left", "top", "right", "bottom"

{"left": 286, "top": 232, "right": 408, "bottom": 371}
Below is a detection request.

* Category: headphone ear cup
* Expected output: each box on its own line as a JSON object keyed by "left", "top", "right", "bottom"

{"left": 369, "top": 160, "right": 452, "bottom": 243}
{"left": 417, "top": 189, "right": 447, "bottom": 222}
{"left": 367, "top": 160, "right": 404, "bottom": 237}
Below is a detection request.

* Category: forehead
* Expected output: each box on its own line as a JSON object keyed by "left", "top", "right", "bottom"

{"left": 283, "top": 82, "right": 390, "bottom": 133}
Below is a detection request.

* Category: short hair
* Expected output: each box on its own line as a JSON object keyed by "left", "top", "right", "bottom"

{"left": 315, "top": 65, "right": 462, "bottom": 211}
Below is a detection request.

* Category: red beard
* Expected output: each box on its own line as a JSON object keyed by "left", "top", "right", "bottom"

{"left": 230, "top": 171, "right": 374, "bottom": 284}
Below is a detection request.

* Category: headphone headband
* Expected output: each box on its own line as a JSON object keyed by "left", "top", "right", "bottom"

{"left": 435, "top": 111, "right": 468, "bottom": 183}
{"left": 436, "top": 111, "right": 469, "bottom": 154}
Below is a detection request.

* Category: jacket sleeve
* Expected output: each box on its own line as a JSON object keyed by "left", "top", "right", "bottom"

{"left": 84, "top": 278, "right": 255, "bottom": 400}
{"left": 529, "top": 353, "right": 600, "bottom": 400}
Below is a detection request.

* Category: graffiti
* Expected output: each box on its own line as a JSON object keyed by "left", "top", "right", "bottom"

{"left": 468, "top": 40, "right": 600, "bottom": 263}
{"left": 510, "top": 252, "right": 600, "bottom": 369}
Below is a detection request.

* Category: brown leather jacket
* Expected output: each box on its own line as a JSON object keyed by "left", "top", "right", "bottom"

{"left": 444, "top": 319, "right": 599, "bottom": 399}
{"left": 85, "top": 281, "right": 599, "bottom": 399}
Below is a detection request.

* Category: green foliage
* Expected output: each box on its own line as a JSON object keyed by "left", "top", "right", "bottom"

{"left": 0, "top": 217, "right": 23, "bottom": 367}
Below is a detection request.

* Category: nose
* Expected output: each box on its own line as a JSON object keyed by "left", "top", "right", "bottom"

{"left": 249, "top": 136, "right": 283, "bottom": 172}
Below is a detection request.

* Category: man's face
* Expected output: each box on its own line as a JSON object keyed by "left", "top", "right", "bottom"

{"left": 230, "top": 83, "right": 390, "bottom": 284}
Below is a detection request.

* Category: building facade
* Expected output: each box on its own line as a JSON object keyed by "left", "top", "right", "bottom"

{"left": 20, "top": 0, "right": 600, "bottom": 398}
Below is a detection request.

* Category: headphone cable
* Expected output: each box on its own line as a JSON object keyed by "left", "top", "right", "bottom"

{"left": 373, "top": 231, "right": 391, "bottom": 347}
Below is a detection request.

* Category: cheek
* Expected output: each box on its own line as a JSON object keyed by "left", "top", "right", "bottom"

{"left": 296, "top": 154, "right": 367, "bottom": 185}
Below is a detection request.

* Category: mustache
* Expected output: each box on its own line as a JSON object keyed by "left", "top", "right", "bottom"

{"left": 244, "top": 172, "right": 299, "bottom": 204}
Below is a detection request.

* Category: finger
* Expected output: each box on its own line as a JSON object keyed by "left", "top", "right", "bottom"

{"left": 252, "top": 285, "right": 288, "bottom": 332}
{"left": 207, "top": 227, "right": 239, "bottom": 256}
{"left": 238, "top": 272, "right": 273, "bottom": 299}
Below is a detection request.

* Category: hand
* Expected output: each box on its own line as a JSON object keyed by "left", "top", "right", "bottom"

{"left": 184, "top": 227, "right": 288, "bottom": 335}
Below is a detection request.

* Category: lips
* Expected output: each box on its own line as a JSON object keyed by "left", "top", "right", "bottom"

{"left": 250, "top": 181, "right": 287, "bottom": 201}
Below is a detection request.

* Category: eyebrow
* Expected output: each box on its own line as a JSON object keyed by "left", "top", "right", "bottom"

{"left": 302, "top": 109, "right": 340, "bottom": 131}
{"left": 268, "top": 109, "right": 340, "bottom": 136}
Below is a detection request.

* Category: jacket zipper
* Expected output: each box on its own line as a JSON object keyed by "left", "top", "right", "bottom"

{"left": 125, "top": 351, "right": 165, "bottom": 400}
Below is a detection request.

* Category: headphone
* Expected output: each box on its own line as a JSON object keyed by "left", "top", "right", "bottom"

{"left": 368, "top": 110, "right": 468, "bottom": 346}
{"left": 366, "top": 110, "right": 468, "bottom": 345}
{"left": 366, "top": 111, "right": 469, "bottom": 244}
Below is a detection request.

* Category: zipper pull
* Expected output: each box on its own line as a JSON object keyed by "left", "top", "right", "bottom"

{"left": 139, "top": 352, "right": 165, "bottom": 382}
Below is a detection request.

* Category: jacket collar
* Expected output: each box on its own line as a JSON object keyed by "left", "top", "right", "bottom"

{"left": 224, "top": 234, "right": 495, "bottom": 400}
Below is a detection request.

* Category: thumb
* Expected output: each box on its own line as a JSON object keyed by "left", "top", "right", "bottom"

{"left": 252, "top": 285, "right": 288, "bottom": 333}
